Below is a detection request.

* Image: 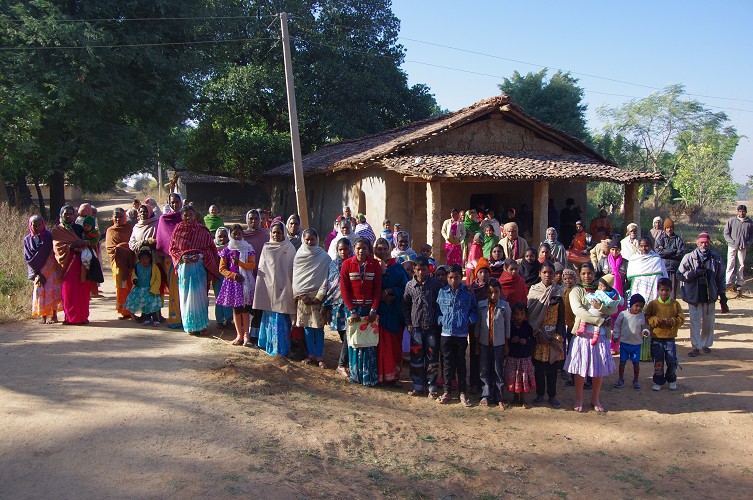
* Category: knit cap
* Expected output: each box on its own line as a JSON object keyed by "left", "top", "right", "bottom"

{"left": 629, "top": 293, "right": 645, "bottom": 307}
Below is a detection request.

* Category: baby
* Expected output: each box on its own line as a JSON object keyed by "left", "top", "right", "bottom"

{"left": 80, "top": 215, "right": 99, "bottom": 273}
{"left": 581, "top": 274, "right": 623, "bottom": 346}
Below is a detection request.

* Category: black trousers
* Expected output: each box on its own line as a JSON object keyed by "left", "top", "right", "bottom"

{"left": 441, "top": 336, "right": 468, "bottom": 394}
{"left": 533, "top": 359, "right": 562, "bottom": 398}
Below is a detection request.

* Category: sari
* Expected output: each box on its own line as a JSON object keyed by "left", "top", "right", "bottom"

{"left": 169, "top": 220, "right": 220, "bottom": 333}
{"left": 443, "top": 220, "right": 463, "bottom": 266}
{"left": 377, "top": 259, "right": 408, "bottom": 383}
{"left": 254, "top": 233, "right": 296, "bottom": 356}
{"left": 607, "top": 252, "right": 627, "bottom": 353}
{"left": 52, "top": 216, "right": 90, "bottom": 324}
{"left": 106, "top": 221, "right": 136, "bottom": 317}
{"left": 156, "top": 209, "right": 184, "bottom": 328}
{"left": 23, "top": 217, "right": 62, "bottom": 319}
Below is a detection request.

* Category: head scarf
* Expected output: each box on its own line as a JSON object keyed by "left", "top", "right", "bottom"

{"left": 28, "top": 214, "right": 46, "bottom": 237}
{"left": 24, "top": 215, "right": 53, "bottom": 277}
{"left": 77, "top": 203, "right": 93, "bottom": 217}
{"left": 527, "top": 280, "right": 564, "bottom": 363}
{"left": 519, "top": 255, "right": 541, "bottom": 287}
{"left": 214, "top": 226, "right": 229, "bottom": 248}
{"left": 503, "top": 221, "right": 518, "bottom": 234}
{"left": 285, "top": 214, "right": 302, "bottom": 250}
{"left": 243, "top": 209, "right": 269, "bottom": 269}
{"left": 391, "top": 230, "right": 416, "bottom": 260}
{"left": 225, "top": 228, "right": 255, "bottom": 300}
{"left": 252, "top": 222, "right": 296, "bottom": 314}
{"left": 293, "top": 232, "right": 333, "bottom": 296}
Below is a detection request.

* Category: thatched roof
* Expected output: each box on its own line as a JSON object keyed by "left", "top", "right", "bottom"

{"left": 264, "top": 95, "right": 663, "bottom": 184}
{"left": 169, "top": 170, "right": 251, "bottom": 185}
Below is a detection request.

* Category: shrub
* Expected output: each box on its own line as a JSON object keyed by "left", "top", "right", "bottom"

{"left": 0, "top": 203, "right": 33, "bottom": 322}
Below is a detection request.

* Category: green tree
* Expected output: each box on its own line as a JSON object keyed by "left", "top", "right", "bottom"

{"left": 0, "top": 0, "right": 227, "bottom": 218}
{"left": 186, "top": 0, "right": 440, "bottom": 179}
{"left": 498, "top": 69, "right": 590, "bottom": 142}
{"left": 598, "top": 84, "right": 730, "bottom": 208}
{"left": 674, "top": 127, "right": 739, "bottom": 207}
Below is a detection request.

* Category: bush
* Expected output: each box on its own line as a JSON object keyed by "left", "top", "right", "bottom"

{"left": 0, "top": 203, "right": 33, "bottom": 322}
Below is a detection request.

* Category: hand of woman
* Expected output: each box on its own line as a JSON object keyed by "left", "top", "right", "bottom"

{"left": 590, "top": 299, "right": 602, "bottom": 310}
{"left": 367, "top": 310, "right": 377, "bottom": 323}
{"left": 348, "top": 312, "right": 361, "bottom": 323}
{"left": 235, "top": 274, "right": 245, "bottom": 284}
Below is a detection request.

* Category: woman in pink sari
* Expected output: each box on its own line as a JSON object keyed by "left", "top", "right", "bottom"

{"left": 441, "top": 209, "right": 466, "bottom": 266}
{"left": 52, "top": 205, "right": 91, "bottom": 325}
{"left": 595, "top": 236, "right": 628, "bottom": 354}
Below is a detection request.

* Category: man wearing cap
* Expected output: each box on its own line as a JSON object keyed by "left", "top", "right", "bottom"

{"left": 723, "top": 205, "right": 753, "bottom": 296}
{"left": 655, "top": 218, "right": 685, "bottom": 299}
{"left": 677, "top": 232, "right": 725, "bottom": 357}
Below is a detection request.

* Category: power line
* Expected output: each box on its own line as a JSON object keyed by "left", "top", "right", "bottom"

{"left": 0, "top": 14, "right": 279, "bottom": 23}
{"left": 0, "top": 37, "right": 278, "bottom": 51}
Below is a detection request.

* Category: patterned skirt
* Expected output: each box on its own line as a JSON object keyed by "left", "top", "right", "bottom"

{"left": 31, "top": 253, "right": 62, "bottom": 318}
{"left": 258, "top": 311, "right": 291, "bottom": 356}
{"left": 445, "top": 243, "right": 462, "bottom": 266}
{"left": 125, "top": 285, "right": 163, "bottom": 315}
{"left": 349, "top": 346, "right": 378, "bottom": 387}
{"left": 177, "top": 261, "right": 209, "bottom": 333}
{"left": 564, "top": 333, "right": 616, "bottom": 378}
{"left": 216, "top": 276, "right": 249, "bottom": 308}
{"left": 504, "top": 356, "right": 536, "bottom": 393}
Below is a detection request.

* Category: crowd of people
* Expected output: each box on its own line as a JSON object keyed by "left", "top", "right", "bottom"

{"left": 22, "top": 196, "right": 751, "bottom": 411}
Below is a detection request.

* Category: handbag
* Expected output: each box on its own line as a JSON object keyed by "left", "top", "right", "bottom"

{"left": 346, "top": 317, "right": 380, "bottom": 348}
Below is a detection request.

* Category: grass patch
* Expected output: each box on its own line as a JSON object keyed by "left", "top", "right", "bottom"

{"left": 419, "top": 435, "right": 437, "bottom": 443}
{"left": 0, "top": 203, "right": 33, "bottom": 323}
{"left": 611, "top": 470, "right": 654, "bottom": 493}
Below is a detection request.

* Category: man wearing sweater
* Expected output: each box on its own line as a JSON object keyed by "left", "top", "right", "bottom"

{"left": 644, "top": 278, "right": 684, "bottom": 391}
{"left": 723, "top": 205, "right": 753, "bottom": 295}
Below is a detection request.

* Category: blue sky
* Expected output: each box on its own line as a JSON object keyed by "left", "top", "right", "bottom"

{"left": 391, "top": 0, "right": 753, "bottom": 184}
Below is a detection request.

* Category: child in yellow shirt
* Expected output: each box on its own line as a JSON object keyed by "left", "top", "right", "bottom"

{"left": 644, "top": 277, "right": 685, "bottom": 391}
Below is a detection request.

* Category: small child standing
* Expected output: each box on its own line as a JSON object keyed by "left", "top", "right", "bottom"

{"left": 613, "top": 294, "right": 650, "bottom": 390}
{"left": 504, "top": 302, "right": 536, "bottom": 408}
{"left": 644, "top": 278, "right": 685, "bottom": 391}
{"left": 216, "top": 225, "right": 257, "bottom": 345}
{"left": 580, "top": 274, "right": 624, "bottom": 345}
{"left": 474, "top": 279, "right": 511, "bottom": 408}
{"left": 381, "top": 219, "right": 394, "bottom": 247}
{"left": 437, "top": 264, "right": 478, "bottom": 407}
{"left": 419, "top": 244, "right": 437, "bottom": 274}
{"left": 125, "top": 249, "right": 164, "bottom": 325}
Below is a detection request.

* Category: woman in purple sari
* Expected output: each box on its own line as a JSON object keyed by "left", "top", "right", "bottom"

{"left": 24, "top": 215, "right": 63, "bottom": 324}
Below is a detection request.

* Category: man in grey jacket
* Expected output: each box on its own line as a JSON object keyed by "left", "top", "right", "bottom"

{"left": 677, "top": 232, "right": 725, "bottom": 357}
{"left": 724, "top": 204, "right": 753, "bottom": 295}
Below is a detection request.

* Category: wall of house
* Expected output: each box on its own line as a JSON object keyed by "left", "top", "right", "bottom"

{"left": 410, "top": 113, "right": 568, "bottom": 156}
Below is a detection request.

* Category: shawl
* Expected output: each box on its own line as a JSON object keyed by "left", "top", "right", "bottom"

{"left": 482, "top": 233, "right": 496, "bottom": 258}
{"left": 129, "top": 214, "right": 159, "bottom": 253}
{"left": 293, "top": 241, "right": 332, "bottom": 296}
{"left": 52, "top": 223, "right": 85, "bottom": 277}
{"left": 626, "top": 251, "right": 667, "bottom": 280}
{"left": 106, "top": 223, "right": 136, "bottom": 282}
{"left": 203, "top": 214, "right": 225, "bottom": 233}
{"left": 23, "top": 229, "right": 54, "bottom": 279}
{"left": 169, "top": 221, "right": 220, "bottom": 280}
{"left": 607, "top": 253, "right": 625, "bottom": 296}
{"left": 242, "top": 213, "right": 270, "bottom": 276}
{"left": 355, "top": 222, "right": 376, "bottom": 243}
{"left": 519, "top": 259, "right": 541, "bottom": 287}
{"left": 252, "top": 238, "right": 296, "bottom": 314}
{"left": 391, "top": 231, "right": 417, "bottom": 261}
{"left": 227, "top": 235, "right": 256, "bottom": 297}
{"left": 543, "top": 229, "right": 568, "bottom": 266}
{"left": 155, "top": 211, "right": 183, "bottom": 255}
{"left": 466, "top": 242, "right": 483, "bottom": 269}
{"left": 464, "top": 217, "right": 481, "bottom": 241}
{"left": 527, "top": 282, "right": 565, "bottom": 363}
{"left": 500, "top": 271, "right": 528, "bottom": 307}
{"left": 214, "top": 227, "right": 229, "bottom": 248}
{"left": 621, "top": 235, "right": 639, "bottom": 260}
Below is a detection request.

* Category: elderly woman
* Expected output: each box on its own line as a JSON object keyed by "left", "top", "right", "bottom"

{"left": 243, "top": 209, "right": 270, "bottom": 344}
{"left": 24, "top": 215, "right": 63, "bottom": 324}
{"left": 168, "top": 206, "right": 220, "bottom": 335}
{"left": 285, "top": 214, "right": 302, "bottom": 250}
{"left": 328, "top": 217, "right": 358, "bottom": 259}
{"left": 156, "top": 193, "right": 185, "bottom": 328}
{"left": 106, "top": 208, "right": 136, "bottom": 319}
{"left": 541, "top": 227, "right": 567, "bottom": 268}
{"left": 373, "top": 237, "right": 408, "bottom": 385}
{"left": 621, "top": 223, "right": 641, "bottom": 260}
{"left": 528, "top": 261, "right": 566, "bottom": 408}
{"left": 441, "top": 209, "right": 466, "bottom": 266}
{"left": 293, "top": 228, "right": 335, "bottom": 366}
{"left": 564, "top": 262, "right": 617, "bottom": 412}
{"left": 649, "top": 216, "right": 663, "bottom": 244}
{"left": 340, "top": 238, "right": 382, "bottom": 386}
{"left": 499, "top": 222, "right": 528, "bottom": 260}
{"left": 254, "top": 221, "right": 297, "bottom": 356}
{"left": 627, "top": 237, "right": 668, "bottom": 360}
{"left": 391, "top": 231, "right": 417, "bottom": 263}
{"left": 52, "top": 205, "right": 91, "bottom": 325}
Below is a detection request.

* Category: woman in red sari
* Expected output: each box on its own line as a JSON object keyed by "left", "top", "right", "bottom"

{"left": 106, "top": 208, "right": 136, "bottom": 319}
{"left": 373, "top": 238, "right": 408, "bottom": 385}
{"left": 52, "top": 205, "right": 91, "bottom": 325}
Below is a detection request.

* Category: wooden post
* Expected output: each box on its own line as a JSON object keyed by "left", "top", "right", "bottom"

{"left": 280, "top": 12, "right": 309, "bottom": 228}
{"left": 624, "top": 183, "right": 640, "bottom": 228}
{"left": 533, "top": 181, "right": 549, "bottom": 244}
{"left": 427, "top": 181, "right": 443, "bottom": 263}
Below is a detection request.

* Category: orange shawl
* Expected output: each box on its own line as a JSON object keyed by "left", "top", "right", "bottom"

{"left": 106, "top": 223, "right": 136, "bottom": 282}
{"left": 52, "top": 224, "right": 85, "bottom": 278}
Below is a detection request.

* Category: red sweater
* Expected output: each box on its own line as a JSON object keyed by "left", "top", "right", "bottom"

{"left": 340, "top": 256, "right": 382, "bottom": 312}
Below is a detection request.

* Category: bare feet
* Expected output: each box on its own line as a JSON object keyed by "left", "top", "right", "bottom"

{"left": 231, "top": 337, "right": 243, "bottom": 345}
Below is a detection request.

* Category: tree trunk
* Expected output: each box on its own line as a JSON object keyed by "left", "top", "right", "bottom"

{"left": 33, "top": 177, "right": 48, "bottom": 221}
{"left": 49, "top": 168, "right": 66, "bottom": 221}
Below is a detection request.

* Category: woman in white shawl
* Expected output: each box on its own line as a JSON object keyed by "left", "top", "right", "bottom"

{"left": 129, "top": 204, "right": 159, "bottom": 254}
{"left": 541, "top": 227, "right": 568, "bottom": 268}
{"left": 293, "top": 228, "right": 337, "bottom": 368}
{"left": 253, "top": 221, "right": 297, "bottom": 356}
{"left": 627, "top": 237, "right": 667, "bottom": 361}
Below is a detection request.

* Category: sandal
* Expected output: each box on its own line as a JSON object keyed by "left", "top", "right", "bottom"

{"left": 498, "top": 401, "right": 509, "bottom": 410}
{"left": 573, "top": 405, "right": 585, "bottom": 413}
{"left": 459, "top": 393, "right": 472, "bottom": 407}
{"left": 437, "top": 393, "right": 452, "bottom": 404}
{"left": 549, "top": 398, "right": 562, "bottom": 408}
{"left": 688, "top": 349, "right": 700, "bottom": 357}
{"left": 428, "top": 391, "right": 439, "bottom": 400}
{"left": 479, "top": 397, "right": 490, "bottom": 407}
{"left": 336, "top": 366, "right": 349, "bottom": 379}
{"left": 231, "top": 338, "right": 243, "bottom": 346}
{"left": 318, "top": 361, "right": 326, "bottom": 369}
{"left": 591, "top": 403, "right": 606, "bottom": 413}
{"left": 407, "top": 390, "right": 424, "bottom": 397}
{"left": 301, "top": 358, "right": 314, "bottom": 365}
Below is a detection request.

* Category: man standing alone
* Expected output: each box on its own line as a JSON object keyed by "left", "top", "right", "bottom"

{"left": 723, "top": 205, "right": 753, "bottom": 296}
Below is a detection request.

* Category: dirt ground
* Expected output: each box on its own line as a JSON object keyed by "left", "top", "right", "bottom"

{"left": 2, "top": 199, "right": 753, "bottom": 498}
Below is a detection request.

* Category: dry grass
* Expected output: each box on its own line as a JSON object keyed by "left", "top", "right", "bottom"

{"left": 0, "top": 203, "right": 33, "bottom": 323}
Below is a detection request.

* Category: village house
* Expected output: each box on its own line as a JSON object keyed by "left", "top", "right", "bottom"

{"left": 167, "top": 170, "right": 269, "bottom": 208}
{"left": 264, "top": 95, "right": 662, "bottom": 262}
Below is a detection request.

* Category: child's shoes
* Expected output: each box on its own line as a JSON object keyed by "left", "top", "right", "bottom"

{"left": 614, "top": 378, "right": 624, "bottom": 389}
{"left": 652, "top": 383, "right": 661, "bottom": 391}
{"left": 668, "top": 382, "right": 677, "bottom": 390}
{"left": 632, "top": 380, "right": 640, "bottom": 391}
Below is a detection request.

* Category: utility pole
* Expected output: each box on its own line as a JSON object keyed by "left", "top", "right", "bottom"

{"left": 280, "top": 12, "right": 309, "bottom": 228}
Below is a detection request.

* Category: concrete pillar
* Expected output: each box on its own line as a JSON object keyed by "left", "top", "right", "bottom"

{"left": 533, "top": 180, "right": 549, "bottom": 244}
{"left": 427, "top": 181, "right": 444, "bottom": 264}
{"left": 624, "top": 183, "right": 640, "bottom": 228}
